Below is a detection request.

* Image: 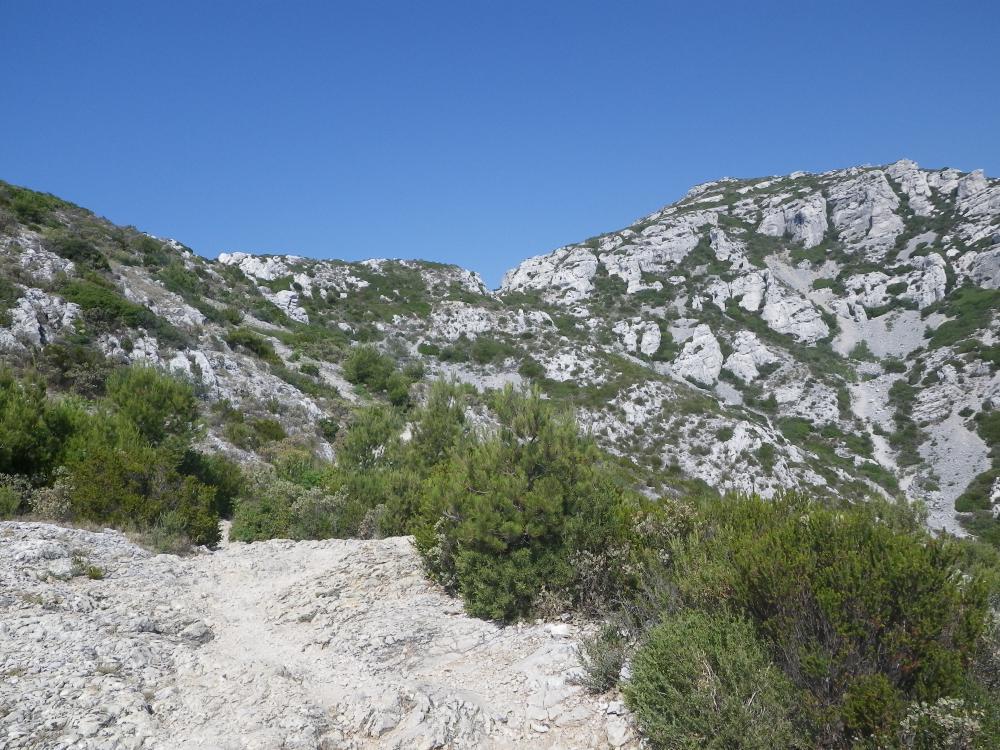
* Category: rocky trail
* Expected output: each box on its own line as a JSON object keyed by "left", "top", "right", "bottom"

{"left": 1, "top": 522, "right": 634, "bottom": 749}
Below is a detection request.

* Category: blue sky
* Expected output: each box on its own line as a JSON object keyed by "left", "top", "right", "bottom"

{"left": 2, "top": 1, "right": 997, "bottom": 286}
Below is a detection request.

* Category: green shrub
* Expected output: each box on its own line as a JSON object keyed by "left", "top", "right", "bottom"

{"left": 178, "top": 450, "right": 243, "bottom": 518}
{"left": 0, "top": 277, "right": 22, "bottom": 321}
{"left": 624, "top": 610, "right": 803, "bottom": 749}
{"left": 518, "top": 357, "right": 545, "bottom": 380}
{"left": 470, "top": 336, "right": 515, "bottom": 364}
{"left": 230, "top": 466, "right": 347, "bottom": 542}
{"left": 927, "top": 288, "right": 1000, "bottom": 349}
{"left": 144, "top": 510, "right": 198, "bottom": 554}
{"left": 414, "top": 385, "right": 668, "bottom": 621}
{"left": 49, "top": 235, "right": 109, "bottom": 271}
{"left": 385, "top": 370, "right": 411, "bottom": 406}
{"left": 342, "top": 344, "right": 393, "bottom": 387}
{"left": 106, "top": 366, "right": 200, "bottom": 447}
{"left": 342, "top": 345, "right": 415, "bottom": 406}
{"left": 0, "top": 367, "right": 236, "bottom": 549}
{"left": 36, "top": 340, "right": 117, "bottom": 397}
{"left": 229, "top": 467, "right": 296, "bottom": 541}
{"left": 1, "top": 184, "right": 67, "bottom": 226}
{"left": 252, "top": 417, "right": 286, "bottom": 443}
{"left": 157, "top": 261, "right": 203, "bottom": 296}
{"left": 60, "top": 277, "right": 186, "bottom": 346}
{"left": 579, "top": 623, "right": 629, "bottom": 693}
{"left": 64, "top": 412, "right": 220, "bottom": 546}
{"left": 0, "top": 475, "right": 30, "bottom": 518}
{"left": 897, "top": 697, "right": 987, "bottom": 749}
{"left": 224, "top": 329, "right": 280, "bottom": 364}
{"left": 318, "top": 417, "right": 339, "bottom": 442}
{"left": 671, "top": 494, "right": 989, "bottom": 745}
{"left": 0, "top": 371, "right": 76, "bottom": 482}
{"left": 885, "top": 357, "right": 907, "bottom": 373}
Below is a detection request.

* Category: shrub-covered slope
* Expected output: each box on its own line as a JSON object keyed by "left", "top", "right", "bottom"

{"left": 2, "top": 159, "right": 1000, "bottom": 539}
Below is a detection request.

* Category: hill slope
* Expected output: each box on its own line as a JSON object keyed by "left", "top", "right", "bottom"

{"left": 2, "top": 159, "right": 999, "bottom": 539}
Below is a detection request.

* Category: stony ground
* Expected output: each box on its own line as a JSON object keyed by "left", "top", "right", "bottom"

{"left": 0, "top": 522, "right": 635, "bottom": 749}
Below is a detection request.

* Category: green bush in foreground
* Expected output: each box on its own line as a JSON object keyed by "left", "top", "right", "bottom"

{"left": 0, "top": 366, "right": 227, "bottom": 548}
{"left": 618, "top": 494, "right": 996, "bottom": 748}
{"left": 624, "top": 610, "right": 804, "bottom": 750}
{"left": 414, "top": 385, "right": 678, "bottom": 620}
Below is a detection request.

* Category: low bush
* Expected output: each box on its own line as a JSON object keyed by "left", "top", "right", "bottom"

{"left": 48, "top": 235, "right": 109, "bottom": 271}
{"left": 229, "top": 465, "right": 348, "bottom": 542}
{"left": 0, "top": 183, "right": 68, "bottom": 226}
{"left": 106, "top": 365, "right": 200, "bottom": 447}
{"left": 0, "top": 371, "right": 76, "bottom": 481}
{"left": 64, "top": 414, "right": 220, "bottom": 546}
{"left": 60, "top": 277, "right": 186, "bottom": 347}
{"left": 651, "top": 494, "right": 990, "bottom": 747}
{"left": 0, "top": 474, "right": 30, "bottom": 518}
{"left": 625, "top": 610, "right": 804, "bottom": 749}
{"left": 342, "top": 345, "right": 416, "bottom": 406}
{"left": 224, "top": 329, "right": 280, "bottom": 364}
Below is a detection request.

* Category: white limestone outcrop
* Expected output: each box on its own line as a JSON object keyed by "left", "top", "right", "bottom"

{"left": 673, "top": 324, "right": 723, "bottom": 384}
{"left": 1, "top": 522, "right": 636, "bottom": 750}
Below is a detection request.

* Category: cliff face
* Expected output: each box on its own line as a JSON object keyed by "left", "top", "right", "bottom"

{"left": 2, "top": 158, "right": 1000, "bottom": 536}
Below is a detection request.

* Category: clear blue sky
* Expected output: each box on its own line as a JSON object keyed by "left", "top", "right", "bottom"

{"left": 2, "top": 1, "right": 997, "bottom": 286}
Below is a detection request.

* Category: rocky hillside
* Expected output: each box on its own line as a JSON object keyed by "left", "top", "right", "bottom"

{"left": 1, "top": 521, "right": 633, "bottom": 749}
{"left": 2, "top": 159, "right": 1000, "bottom": 539}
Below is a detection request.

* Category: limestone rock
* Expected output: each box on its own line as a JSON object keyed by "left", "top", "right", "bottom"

{"left": 613, "top": 318, "right": 661, "bottom": 356}
{"left": 673, "top": 324, "right": 723, "bottom": 384}
{"left": 828, "top": 170, "right": 904, "bottom": 250}
{"left": 887, "top": 159, "right": 934, "bottom": 216}
{"left": 218, "top": 251, "right": 297, "bottom": 281}
{"left": 0, "top": 288, "right": 79, "bottom": 350}
{"left": 500, "top": 246, "right": 599, "bottom": 303}
{"left": 762, "top": 284, "right": 829, "bottom": 342}
{"left": 724, "top": 331, "right": 778, "bottom": 382}
{"left": 0, "top": 522, "right": 636, "bottom": 750}
{"left": 757, "top": 192, "right": 828, "bottom": 247}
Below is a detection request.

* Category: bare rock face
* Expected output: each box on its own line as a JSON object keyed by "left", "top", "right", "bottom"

{"left": 887, "top": 159, "right": 934, "bottom": 216}
{"left": 724, "top": 331, "right": 777, "bottom": 382}
{"left": 962, "top": 247, "right": 1000, "bottom": 289}
{"left": 613, "top": 318, "right": 661, "bottom": 356}
{"left": 0, "top": 288, "right": 79, "bottom": 350}
{"left": 828, "top": 170, "right": 904, "bottom": 250}
{"left": 1, "top": 522, "right": 636, "bottom": 750}
{"left": 500, "top": 247, "right": 599, "bottom": 303}
{"left": 3, "top": 157, "right": 1000, "bottom": 541}
{"left": 761, "top": 283, "right": 829, "bottom": 343}
{"left": 673, "top": 324, "right": 723, "bottom": 384}
{"left": 218, "top": 251, "right": 298, "bottom": 281}
{"left": 430, "top": 302, "right": 553, "bottom": 342}
{"left": 6, "top": 231, "right": 76, "bottom": 281}
{"left": 757, "top": 192, "right": 828, "bottom": 248}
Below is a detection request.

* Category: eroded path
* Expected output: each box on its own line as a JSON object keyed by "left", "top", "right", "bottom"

{"left": 1, "top": 522, "right": 634, "bottom": 749}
